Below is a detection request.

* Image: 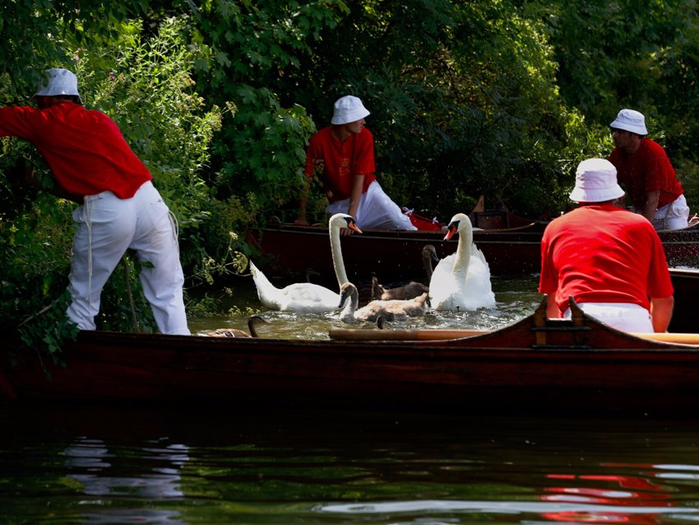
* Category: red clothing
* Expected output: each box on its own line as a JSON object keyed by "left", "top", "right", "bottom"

{"left": 539, "top": 204, "right": 673, "bottom": 315}
{"left": 609, "top": 138, "right": 683, "bottom": 210}
{"left": 0, "top": 102, "right": 151, "bottom": 199}
{"left": 304, "top": 126, "right": 377, "bottom": 202}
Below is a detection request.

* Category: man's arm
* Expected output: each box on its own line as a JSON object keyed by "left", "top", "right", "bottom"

{"left": 650, "top": 295, "right": 674, "bottom": 332}
{"left": 343, "top": 174, "right": 365, "bottom": 235}
{"left": 642, "top": 189, "right": 660, "bottom": 223}
{"left": 348, "top": 174, "right": 364, "bottom": 219}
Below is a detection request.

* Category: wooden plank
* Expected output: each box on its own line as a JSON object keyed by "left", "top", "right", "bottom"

{"left": 329, "top": 327, "right": 699, "bottom": 345}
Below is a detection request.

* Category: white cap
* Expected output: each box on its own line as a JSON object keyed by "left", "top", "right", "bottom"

{"left": 569, "top": 158, "right": 625, "bottom": 203}
{"left": 331, "top": 95, "right": 370, "bottom": 125}
{"left": 610, "top": 109, "right": 647, "bottom": 135}
{"left": 32, "top": 68, "right": 82, "bottom": 104}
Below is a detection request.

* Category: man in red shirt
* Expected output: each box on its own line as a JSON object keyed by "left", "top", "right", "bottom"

{"left": 0, "top": 68, "right": 189, "bottom": 335}
{"left": 539, "top": 158, "right": 674, "bottom": 333}
{"left": 295, "top": 95, "right": 416, "bottom": 231}
{"left": 608, "top": 109, "right": 689, "bottom": 230}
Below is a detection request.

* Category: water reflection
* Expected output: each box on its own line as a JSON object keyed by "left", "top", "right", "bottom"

{"left": 316, "top": 500, "right": 699, "bottom": 522}
{"left": 5, "top": 400, "right": 699, "bottom": 524}
{"left": 65, "top": 437, "right": 189, "bottom": 498}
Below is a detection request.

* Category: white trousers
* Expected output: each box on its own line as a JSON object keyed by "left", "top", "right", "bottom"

{"left": 563, "top": 302, "right": 653, "bottom": 333}
{"left": 652, "top": 194, "right": 690, "bottom": 231}
{"left": 326, "top": 180, "right": 417, "bottom": 230}
{"left": 66, "top": 181, "right": 190, "bottom": 335}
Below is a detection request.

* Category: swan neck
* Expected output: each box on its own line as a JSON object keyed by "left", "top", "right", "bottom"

{"left": 452, "top": 227, "right": 473, "bottom": 278}
{"left": 330, "top": 224, "right": 349, "bottom": 287}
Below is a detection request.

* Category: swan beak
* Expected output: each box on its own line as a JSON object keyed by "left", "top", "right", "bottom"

{"left": 347, "top": 218, "right": 363, "bottom": 234}
{"left": 443, "top": 220, "right": 459, "bottom": 241}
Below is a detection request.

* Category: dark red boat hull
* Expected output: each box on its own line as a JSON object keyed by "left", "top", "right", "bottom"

{"left": 247, "top": 221, "right": 699, "bottom": 282}
{"left": 3, "top": 300, "right": 699, "bottom": 416}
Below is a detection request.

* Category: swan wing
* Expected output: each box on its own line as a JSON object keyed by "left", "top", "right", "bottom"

{"left": 275, "top": 283, "right": 341, "bottom": 312}
{"left": 250, "top": 261, "right": 340, "bottom": 312}
{"left": 428, "top": 254, "right": 457, "bottom": 309}
{"left": 428, "top": 250, "right": 495, "bottom": 311}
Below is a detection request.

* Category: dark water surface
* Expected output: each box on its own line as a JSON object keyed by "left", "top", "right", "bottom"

{"left": 2, "top": 405, "right": 699, "bottom": 524}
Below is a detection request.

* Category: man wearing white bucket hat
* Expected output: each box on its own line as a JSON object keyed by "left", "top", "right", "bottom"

{"left": 0, "top": 68, "right": 190, "bottom": 335}
{"left": 608, "top": 108, "right": 689, "bottom": 231}
{"left": 295, "top": 95, "right": 416, "bottom": 231}
{"left": 539, "top": 158, "right": 674, "bottom": 333}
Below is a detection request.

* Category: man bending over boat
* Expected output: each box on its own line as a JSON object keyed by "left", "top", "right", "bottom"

{"left": 539, "top": 158, "right": 674, "bottom": 333}
{"left": 608, "top": 109, "right": 689, "bottom": 231}
{"left": 0, "top": 68, "right": 190, "bottom": 335}
{"left": 295, "top": 95, "right": 416, "bottom": 231}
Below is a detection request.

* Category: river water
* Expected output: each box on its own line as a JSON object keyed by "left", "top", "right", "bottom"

{"left": 187, "top": 274, "right": 543, "bottom": 337}
{"left": 3, "top": 404, "right": 699, "bottom": 524}
{"left": 3, "top": 275, "right": 699, "bottom": 523}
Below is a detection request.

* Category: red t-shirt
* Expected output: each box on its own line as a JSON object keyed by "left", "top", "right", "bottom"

{"left": 609, "top": 138, "right": 683, "bottom": 210}
{"left": 539, "top": 204, "right": 673, "bottom": 315}
{"left": 0, "top": 102, "right": 152, "bottom": 199}
{"left": 304, "top": 126, "right": 377, "bottom": 202}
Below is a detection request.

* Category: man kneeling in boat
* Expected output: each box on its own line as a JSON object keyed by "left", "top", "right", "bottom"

{"left": 539, "top": 158, "right": 674, "bottom": 333}
{"left": 295, "top": 95, "right": 416, "bottom": 231}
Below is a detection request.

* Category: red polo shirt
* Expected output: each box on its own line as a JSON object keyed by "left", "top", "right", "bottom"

{"left": 0, "top": 102, "right": 151, "bottom": 199}
{"left": 304, "top": 126, "right": 376, "bottom": 202}
{"left": 609, "top": 138, "right": 683, "bottom": 210}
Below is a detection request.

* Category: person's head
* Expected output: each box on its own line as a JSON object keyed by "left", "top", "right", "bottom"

{"left": 569, "top": 158, "right": 625, "bottom": 205}
{"left": 31, "top": 68, "right": 82, "bottom": 108}
{"left": 610, "top": 109, "right": 646, "bottom": 153}
{"left": 331, "top": 95, "right": 370, "bottom": 134}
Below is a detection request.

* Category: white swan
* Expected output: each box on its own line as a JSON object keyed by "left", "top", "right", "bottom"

{"left": 249, "top": 213, "right": 361, "bottom": 312}
{"left": 339, "top": 282, "right": 429, "bottom": 323}
{"left": 428, "top": 213, "right": 495, "bottom": 311}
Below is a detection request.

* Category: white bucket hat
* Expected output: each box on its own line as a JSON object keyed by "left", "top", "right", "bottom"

{"left": 569, "top": 158, "right": 625, "bottom": 203}
{"left": 32, "top": 68, "right": 82, "bottom": 104}
{"left": 610, "top": 109, "right": 647, "bottom": 135}
{"left": 331, "top": 95, "right": 370, "bottom": 125}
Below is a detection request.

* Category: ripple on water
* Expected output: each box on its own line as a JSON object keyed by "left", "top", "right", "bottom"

{"left": 191, "top": 274, "right": 542, "bottom": 338}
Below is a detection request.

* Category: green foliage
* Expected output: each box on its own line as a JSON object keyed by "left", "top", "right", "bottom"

{"left": 543, "top": 0, "right": 699, "bottom": 211}
{"left": 0, "top": 192, "right": 76, "bottom": 354}
{"left": 193, "top": 0, "right": 348, "bottom": 223}
{"left": 2, "top": 0, "right": 699, "bottom": 356}
{"left": 0, "top": 13, "right": 229, "bottom": 351}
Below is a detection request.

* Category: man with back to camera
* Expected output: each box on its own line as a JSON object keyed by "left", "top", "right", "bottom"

{"left": 0, "top": 68, "right": 190, "bottom": 335}
{"left": 539, "top": 158, "right": 674, "bottom": 333}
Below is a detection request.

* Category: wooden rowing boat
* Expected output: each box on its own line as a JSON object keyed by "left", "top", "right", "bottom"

{"left": 3, "top": 298, "right": 699, "bottom": 416}
{"left": 246, "top": 214, "right": 699, "bottom": 282}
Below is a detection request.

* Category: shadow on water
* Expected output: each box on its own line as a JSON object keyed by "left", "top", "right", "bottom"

{"left": 3, "top": 403, "right": 699, "bottom": 524}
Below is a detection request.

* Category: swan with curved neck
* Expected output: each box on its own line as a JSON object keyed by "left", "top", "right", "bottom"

{"left": 250, "top": 214, "right": 361, "bottom": 312}
{"left": 428, "top": 213, "right": 495, "bottom": 311}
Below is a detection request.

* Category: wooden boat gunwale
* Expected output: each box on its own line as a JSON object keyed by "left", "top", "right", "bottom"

{"left": 4, "top": 298, "right": 699, "bottom": 416}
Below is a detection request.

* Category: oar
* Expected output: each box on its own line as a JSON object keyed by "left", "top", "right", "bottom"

{"left": 329, "top": 328, "right": 699, "bottom": 346}
{"left": 329, "top": 328, "right": 489, "bottom": 341}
